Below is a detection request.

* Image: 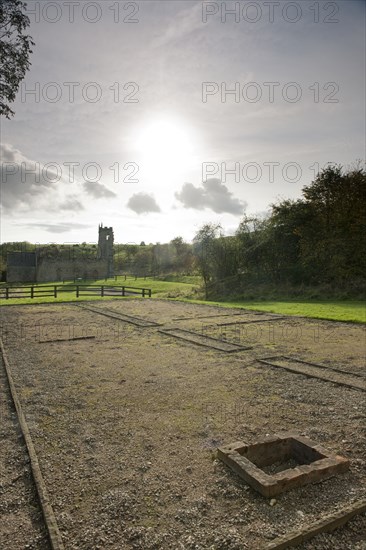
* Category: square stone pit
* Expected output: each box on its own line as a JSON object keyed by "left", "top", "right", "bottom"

{"left": 217, "top": 432, "right": 349, "bottom": 498}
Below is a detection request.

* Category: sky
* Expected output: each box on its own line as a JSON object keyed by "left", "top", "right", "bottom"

{"left": 1, "top": 0, "right": 365, "bottom": 245}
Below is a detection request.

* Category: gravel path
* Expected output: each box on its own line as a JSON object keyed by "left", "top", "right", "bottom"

{"left": 0, "top": 356, "right": 50, "bottom": 549}
{"left": 0, "top": 298, "right": 365, "bottom": 549}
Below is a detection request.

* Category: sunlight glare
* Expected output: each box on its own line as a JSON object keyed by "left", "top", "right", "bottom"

{"left": 133, "top": 116, "right": 197, "bottom": 181}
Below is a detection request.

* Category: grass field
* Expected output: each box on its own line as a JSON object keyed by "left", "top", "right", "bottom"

{"left": 185, "top": 298, "right": 366, "bottom": 324}
{"left": 0, "top": 276, "right": 200, "bottom": 306}
{"left": 1, "top": 276, "right": 364, "bottom": 323}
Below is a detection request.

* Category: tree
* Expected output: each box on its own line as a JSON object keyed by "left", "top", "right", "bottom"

{"left": 0, "top": 0, "right": 34, "bottom": 118}
{"left": 152, "top": 243, "right": 175, "bottom": 274}
{"left": 193, "top": 223, "right": 222, "bottom": 298}
{"left": 268, "top": 200, "right": 314, "bottom": 283}
{"left": 236, "top": 214, "right": 274, "bottom": 282}
{"left": 299, "top": 164, "right": 366, "bottom": 283}
{"left": 170, "top": 237, "right": 193, "bottom": 274}
{"left": 133, "top": 247, "right": 153, "bottom": 276}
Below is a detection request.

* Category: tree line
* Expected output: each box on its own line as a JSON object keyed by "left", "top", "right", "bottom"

{"left": 114, "top": 238, "right": 195, "bottom": 277}
{"left": 193, "top": 164, "right": 365, "bottom": 297}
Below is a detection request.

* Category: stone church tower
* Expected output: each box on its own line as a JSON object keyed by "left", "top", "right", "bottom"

{"left": 97, "top": 224, "right": 114, "bottom": 277}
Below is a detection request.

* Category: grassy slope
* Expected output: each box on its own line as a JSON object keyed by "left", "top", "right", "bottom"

{"left": 181, "top": 298, "right": 365, "bottom": 324}
{"left": 1, "top": 276, "right": 364, "bottom": 323}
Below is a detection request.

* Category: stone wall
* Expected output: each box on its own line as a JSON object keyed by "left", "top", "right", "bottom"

{"left": 7, "top": 253, "right": 37, "bottom": 283}
{"left": 7, "top": 266, "right": 37, "bottom": 283}
{"left": 36, "top": 258, "right": 109, "bottom": 282}
{"left": 6, "top": 255, "right": 111, "bottom": 283}
{"left": 6, "top": 226, "right": 115, "bottom": 283}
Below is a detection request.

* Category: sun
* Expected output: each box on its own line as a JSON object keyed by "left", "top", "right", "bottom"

{"left": 136, "top": 119, "right": 192, "bottom": 159}
{"left": 132, "top": 116, "right": 197, "bottom": 182}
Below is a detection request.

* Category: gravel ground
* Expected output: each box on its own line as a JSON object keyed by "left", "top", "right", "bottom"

{"left": 0, "top": 357, "right": 49, "bottom": 549}
{"left": 0, "top": 298, "right": 365, "bottom": 549}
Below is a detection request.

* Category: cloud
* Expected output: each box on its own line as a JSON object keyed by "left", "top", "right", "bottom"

{"left": 1, "top": 143, "right": 19, "bottom": 162}
{"left": 14, "top": 222, "right": 92, "bottom": 234}
{"left": 127, "top": 193, "right": 161, "bottom": 214}
{"left": 0, "top": 143, "right": 57, "bottom": 211}
{"left": 175, "top": 178, "right": 246, "bottom": 215}
{"left": 175, "top": 182, "right": 207, "bottom": 209}
{"left": 1, "top": 144, "right": 97, "bottom": 215}
{"left": 59, "top": 197, "right": 84, "bottom": 211}
{"left": 152, "top": 2, "right": 204, "bottom": 49}
{"left": 0, "top": 143, "right": 84, "bottom": 214}
{"left": 83, "top": 181, "right": 117, "bottom": 199}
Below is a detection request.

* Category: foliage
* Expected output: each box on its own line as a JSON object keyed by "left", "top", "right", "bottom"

{"left": 299, "top": 164, "right": 366, "bottom": 283}
{"left": 192, "top": 223, "right": 222, "bottom": 298}
{"left": 114, "top": 238, "right": 194, "bottom": 277}
{"left": 0, "top": 0, "right": 35, "bottom": 118}
{"left": 193, "top": 164, "right": 366, "bottom": 296}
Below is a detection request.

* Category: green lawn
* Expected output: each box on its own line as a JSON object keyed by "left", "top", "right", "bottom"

{"left": 181, "top": 298, "right": 366, "bottom": 324}
{"left": 1, "top": 276, "right": 364, "bottom": 323}
{"left": 0, "top": 276, "right": 200, "bottom": 306}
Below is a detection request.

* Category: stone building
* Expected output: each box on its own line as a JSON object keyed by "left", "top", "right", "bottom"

{"left": 6, "top": 225, "right": 114, "bottom": 283}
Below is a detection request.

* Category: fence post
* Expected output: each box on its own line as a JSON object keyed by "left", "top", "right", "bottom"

{"left": 54, "top": 285, "right": 57, "bottom": 298}
{"left": 149, "top": 289, "right": 152, "bottom": 298}
{"left": 76, "top": 285, "right": 79, "bottom": 298}
{"left": 142, "top": 289, "right": 145, "bottom": 297}
{"left": 101, "top": 285, "right": 104, "bottom": 297}
{"left": 31, "top": 286, "right": 34, "bottom": 299}
{"left": 6, "top": 287, "right": 9, "bottom": 300}
{"left": 122, "top": 286, "right": 125, "bottom": 296}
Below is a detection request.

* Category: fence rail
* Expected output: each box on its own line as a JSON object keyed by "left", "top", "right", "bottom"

{"left": 0, "top": 284, "right": 152, "bottom": 300}
{"left": 60, "top": 274, "right": 157, "bottom": 283}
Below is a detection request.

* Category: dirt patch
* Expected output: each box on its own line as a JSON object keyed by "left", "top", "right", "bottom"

{"left": 0, "top": 299, "right": 365, "bottom": 549}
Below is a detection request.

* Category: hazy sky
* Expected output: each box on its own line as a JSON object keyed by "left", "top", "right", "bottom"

{"left": 1, "top": 0, "right": 365, "bottom": 244}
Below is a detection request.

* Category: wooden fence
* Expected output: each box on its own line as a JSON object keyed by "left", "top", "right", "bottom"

{"left": 59, "top": 274, "right": 156, "bottom": 283}
{"left": 0, "top": 284, "right": 152, "bottom": 300}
